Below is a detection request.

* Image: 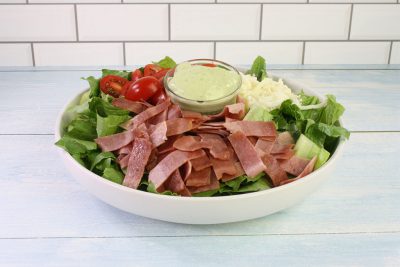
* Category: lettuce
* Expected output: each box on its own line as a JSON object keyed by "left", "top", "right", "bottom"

{"left": 82, "top": 76, "right": 100, "bottom": 98}
{"left": 154, "top": 56, "right": 176, "bottom": 69}
{"left": 101, "top": 69, "right": 130, "bottom": 80}
{"left": 96, "top": 114, "right": 131, "bottom": 137}
{"left": 246, "top": 55, "right": 267, "bottom": 81}
{"left": 244, "top": 106, "right": 273, "bottom": 122}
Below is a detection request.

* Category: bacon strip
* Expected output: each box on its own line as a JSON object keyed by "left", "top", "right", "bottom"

{"left": 173, "top": 136, "right": 211, "bottom": 151}
{"left": 122, "top": 138, "right": 152, "bottom": 189}
{"left": 210, "top": 158, "right": 237, "bottom": 179}
{"left": 279, "top": 155, "right": 310, "bottom": 176}
{"left": 224, "top": 121, "right": 277, "bottom": 138}
{"left": 198, "top": 133, "right": 230, "bottom": 160}
{"left": 95, "top": 130, "right": 134, "bottom": 152}
{"left": 149, "top": 149, "right": 205, "bottom": 190}
{"left": 166, "top": 118, "right": 194, "bottom": 136}
{"left": 112, "top": 97, "right": 150, "bottom": 114}
{"left": 164, "top": 170, "right": 191, "bottom": 196}
{"left": 228, "top": 131, "right": 265, "bottom": 178}
{"left": 190, "top": 154, "right": 212, "bottom": 171}
{"left": 185, "top": 167, "right": 211, "bottom": 187}
{"left": 279, "top": 156, "right": 317, "bottom": 185}
{"left": 188, "top": 172, "right": 220, "bottom": 194}
{"left": 262, "top": 154, "right": 288, "bottom": 187}
{"left": 149, "top": 122, "right": 168, "bottom": 148}
{"left": 122, "top": 99, "right": 170, "bottom": 129}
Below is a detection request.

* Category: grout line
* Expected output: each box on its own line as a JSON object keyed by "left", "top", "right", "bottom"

{"left": 0, "top": 40, "right": 399, "bottom": 44}
{"left": 74, "top": 4, "right": 79, "bottom": 42}
{"left": 348, "top": 4, "right": 354, "bottom": 40}
{"left": 168, "top": 4, "right": 171, "bottom": 41}
{"left": 213, "top": 42, "right": 216, "bottom": 60}
{"left": 302, "top": 42, "right": 306, "bottom": 65}
{"left": 30, "top": 43, "right": 35, "bottom": 67}
{"left": 0, "top": 2, "right": 399, "bottom": 5}
{"left": 123, "top": 42, "right": 126, "bottom": 66}
{"left": 388, "top": 41, "right": 393, "bottom": 64}
{"left": 1, "top": 231, "right": 399, "bottom": 240}
{"left": 259, "top": 4, "right": 263, "bottom": 41}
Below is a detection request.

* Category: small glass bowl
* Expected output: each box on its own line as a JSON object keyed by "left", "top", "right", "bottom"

{"left": 163, "top": 59, "right": 242, "bottom": 114}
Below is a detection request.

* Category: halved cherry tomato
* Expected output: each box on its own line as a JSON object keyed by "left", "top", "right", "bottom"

{"left": 124, "top": 76, "right": 162, "bottom": 102}
{"left": 149, "top": 89, "right": 167, "bottom": 105}
{"left": 152, "top": 68, "right": 169, "bottom": 80}
{"left": 143, "top": 64, "right": 162, "bottom": 77}
{"left": 99, "top": 75, "right": 129, "bottom": 97}
{"left": 131, "top": 69, "right": 143, "bottom": 82}
{"left": 201, "top": 63, "right": 217, "bottom": 67}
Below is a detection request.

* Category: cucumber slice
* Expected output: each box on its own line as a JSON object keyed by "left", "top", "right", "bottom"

{"left": 294, "top": 134, "right": 330, "bottom": 169}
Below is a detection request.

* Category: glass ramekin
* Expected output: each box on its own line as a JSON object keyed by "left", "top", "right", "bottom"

{"left": 163, "top": 59, "right": 242, "bottom": 114}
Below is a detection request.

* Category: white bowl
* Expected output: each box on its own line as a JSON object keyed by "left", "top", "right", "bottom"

{"left": 55, "top": 75, "right": 344, "bottom": 224}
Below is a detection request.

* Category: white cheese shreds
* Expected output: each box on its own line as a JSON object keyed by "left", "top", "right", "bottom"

{"left": 239, "top": 74, "right": 300, "bottom": 111}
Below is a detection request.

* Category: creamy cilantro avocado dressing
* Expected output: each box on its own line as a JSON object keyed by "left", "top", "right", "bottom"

{"left": 168, "top": 62, "right": 241, "bottom": 101}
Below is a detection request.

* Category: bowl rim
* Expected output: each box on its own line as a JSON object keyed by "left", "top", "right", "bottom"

{"left": 55, "top": 73, "right": 345, "bottom": 202}
{"left": 163, "top": 58, "right": 243, "bottom": 103}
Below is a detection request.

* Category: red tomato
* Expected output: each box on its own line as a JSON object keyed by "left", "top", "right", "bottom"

{"left": 131, "top": 69, "right": 143, "bottom": 82}
{"left": 99, "top": 75, "right": 129, "bottom": 97}
{"left": 201, "top": 63, "right": 217, "bottom": 67}
{"left": 124, "top": 76, "right": 162, "bottom": 102}
{"left": 149, "top": 89, "right": 167, "bottom": 105}
{"left": 143, "top": 64, "right": 162, "bottom": 77}
{"left": 152, "top": 68, "right": 169, "bottom": 80}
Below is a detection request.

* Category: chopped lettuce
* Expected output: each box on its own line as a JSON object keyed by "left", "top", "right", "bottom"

{"left": 244, "top": 106, "right": 273, "bottom": 122}
{"left": 82, "top": 76, "right": 100, "bottom": 98}
{"left": 103, "top": 167, "right": 124, "bottom": 184}
{"left": 246, "top": 55, "right": 267, "bottom": 81}
{"left": 154, "top": 56, "right": 176, "bottom": 69}
{"left": 101, "top": 69, "right": 130, "bottom": 80}
{"left": 96, "top": 114, "right": 131, "bottom": 137}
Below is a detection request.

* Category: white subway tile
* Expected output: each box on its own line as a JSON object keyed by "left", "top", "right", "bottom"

{"left": 77, "top": 5, "right": 168, "bottom": 41}
{"left": 391, "top": 42, "right": 400, "bottom": 64}
{"left": 351, "top": 5, "right": 400, "bottom": 40}
{"left": 216, "top": 42, "right": 303, "bottom": 65}
{"left": 125, "top": 42, "right": 214, "bottom": 66}
{"left": 0, "top": 5, "right": 76, "bottom": 41}
{"left": 29, "top": 0, "right": 120, "bottom": 3}
{"left": 33, "top": 43, "right": 123, "bottom": 66}
{"left": 124, "top": 0, "right": 213, "bottom": 2}
{"left": 218, "top": 0, "right": 306, "bottom": 2}
{"left": 0, "top": 0, "right": 26, "bottom": 3}
{"left": 310, "top": 0, "right": 395, "bottom": 2}
{"left": 262, "top": 4, "right": 351, "bottom": 40}
{"left": 171, "top": 4, "right": 260, "bottom": 40}
{"left": 0, "top": 44, "right": 32, "bottom": 67}
{"left": 304, "top": 42, "right": 390, "bottom": 64}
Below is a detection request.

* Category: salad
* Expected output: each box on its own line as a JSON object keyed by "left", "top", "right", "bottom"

{"left": 56, "top": 56, "right": 349, "bottom": 197}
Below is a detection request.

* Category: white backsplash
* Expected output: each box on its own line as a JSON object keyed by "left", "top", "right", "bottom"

{"left": 0, "top": 1, "right": 399, "bottom": 66}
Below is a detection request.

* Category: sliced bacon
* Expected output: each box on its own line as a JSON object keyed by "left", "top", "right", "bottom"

{"left": 209, "top": 103, "right": 245, "bottom": 120}
{"left": 198, "top": 133, "right": 230, "bottom": 160}
{"left": 221, "top": 162, "right": 245, "bottom": 182}
{"left": 181, "top": 110, "right": 210, "bottom": 121}
{"left": 224, "top": 121, "right": 277, "bottom": 138}
{"left": 277, "top": 131, "right": 294, "bottom": 145}
{"left": 122, "top": 99, "right": 170, "bottom": 129}
{"left": 166, "top": 118, "right": 194, "bottom": 136}
{"left": 173, "top": 135, "right": 211, "bottom": 151}
{"left": 112, "top": 97, "right": 150, "bottom": 114}
{"left": 158, "top": 135, "right": 180, "bottom": 154}
{"left": 146, "top": 148, "right": 158, "bottom": 171}
{"left": 117, "top": 143, "right": 133, "bottom": 155}
{"left": 279, "top": 156, "right": 317, "bottom": 185}
{"left": 262, "top": 154, "right": 288, "bottom": 187}
{"left": 181, "top": 160, "right": 192, "bottom": 181}
{"left": 188, "top": 172, "right": 220, "bottom": 194}
{"left": 190, "top": 154, "right": 212, "bottom": 171}
{"left": 149, "top": 149, "right": 205, "bottom": 190}
{"left": 164, "top": 170, "right": 191, "bottom": 196}
{"left": 228, "top": 131, "right": 265, "bottom": 178}
{"left": 167, "top": 104, "right": 182, "bottom": 120}
{"left": 123, "top": 137, "right": 152, "bottom": 189}
{"left": 149, "top": 121, "right": 168, "bottom": 148}
{"left": 185, "top": 167, "right": 211, "bottom": 187}
{"left": 255, "top": 138, "right": 274, "bottom": 156}
{"left": 194, "top": 129, "right": 230, "bottom": 137}
{"left": 95, "top": 130, "right": 134, "bottom": 152}
{"left": 279, "top": 155, "right": 311, "bottom": 176}
{"left": 210, "top": 158, "right": 237, "bottom": 179}
{"left": 118, "top": 154, "right": 130, "bottom": 169}
{"left": 271, "top": 142, "right": 294, "bottom": 155}
{"left": 148, "top": 109, "right": 168, "bottom": 125}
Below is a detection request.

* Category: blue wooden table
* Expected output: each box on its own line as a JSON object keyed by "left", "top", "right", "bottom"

{"left": 1, "top": 65, "right": 399, "bottom": 266}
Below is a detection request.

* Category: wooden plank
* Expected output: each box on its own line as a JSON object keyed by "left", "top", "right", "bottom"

{"left": 0, "top": 133, "right": 399, "bottom": 238}
{"left": 1, "top": 70, "right": 399, "bottom": 133}
{"left": 0, "top": 233, "right": 399, "bottom": 266}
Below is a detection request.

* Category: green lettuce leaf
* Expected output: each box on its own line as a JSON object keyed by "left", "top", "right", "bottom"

{"left": 101, "top": 69, "right": 130, "bottom": 80}
{"left": 246, "top": 56, "right": 267, "bottom": 81}
{"left": 154, "top": 56, "right": 176, "bottom": 69}
{"left": 319, "top": 95, "right": 345, "bottom": 125}
{"left": 82, "top": 76, "right": 100, "bottom": 98}
{"left": 90, "top": 151, "right": 116, "bottom": 171}
{"left": 96, "top": 114, "right": 131, "bottom": 137}
{"left": 237, "top": 177, "right": 270, "bottom": 193}
{"left": 244, "top": 106, "right": 273, "bottom": 122}
{"left": 65, "top": 113, "right": 97, "bottom": 141}
{"left": 103, "top": 167, "right": 124, "bottom": 184}
{"left": 56, "top": 136, "right": 97, "bottom": 155}
{"left": 89, "top": 97, "right": 130, "bottom": 117}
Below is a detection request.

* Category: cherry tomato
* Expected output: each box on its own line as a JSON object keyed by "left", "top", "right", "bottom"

{"left": 124, "top": 76, "right": 162, "bottom": 102}
{"left": 99, "top": 75, "right": 129, "bottom": 97}
{"left": 143, "top": 64, "right": 162, "bottom": 77}
{"left": 152, "top": 68, "right": 170, "bottom": 80}
{"left": 149, "top": 89, "right": 167, "bottom": 105}
{"left": 131, "top": 69, "right": 143, "bottom": 82}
